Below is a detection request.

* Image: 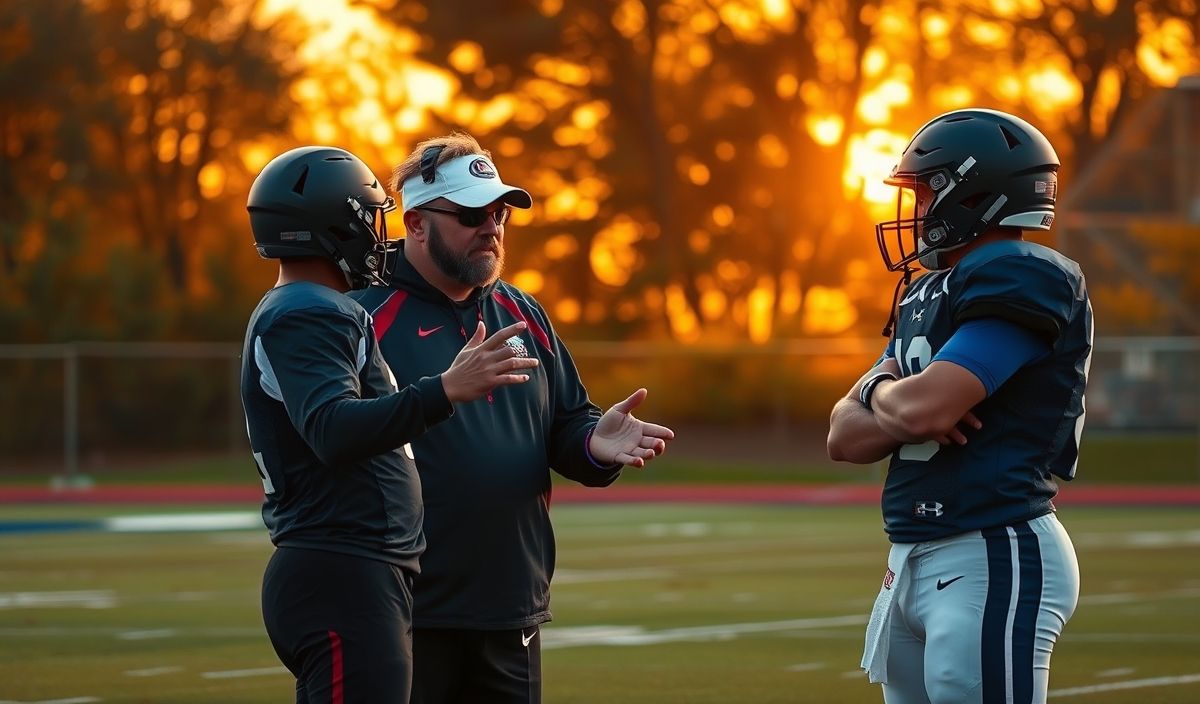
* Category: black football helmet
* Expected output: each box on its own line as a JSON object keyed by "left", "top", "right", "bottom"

{"left": 247, "top": 146, "right": 396, "bottom": 289}
{"left": 875, "top": 109, "right": 1059, "bottom": 272}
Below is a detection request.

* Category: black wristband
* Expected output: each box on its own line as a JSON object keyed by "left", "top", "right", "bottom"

{"left": 858, "top": 371, "right": 898, "bottom": 411}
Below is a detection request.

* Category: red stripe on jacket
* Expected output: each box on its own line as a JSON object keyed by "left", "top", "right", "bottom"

{"left": 492, "top": 291, "right": 552, "bottom": 353}
{"left": 370, "top": 290, "right": 408, "bottom": 342}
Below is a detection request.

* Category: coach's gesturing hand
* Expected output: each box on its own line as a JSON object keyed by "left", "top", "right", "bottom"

{"left": 588, "top": 388, "right": 676, "bottom": 468}
{"left": 441, "top": 321, "right": 540, "bottom": 403}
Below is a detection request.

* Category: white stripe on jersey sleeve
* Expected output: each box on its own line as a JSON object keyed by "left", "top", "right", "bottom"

{"left": 253, "top": 336, "right": 284, "bottom": 402}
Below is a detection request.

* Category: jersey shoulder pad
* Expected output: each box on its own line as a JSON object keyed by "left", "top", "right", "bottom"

{"left": 949, "top": 241, "right": 1083, "bottom": 340}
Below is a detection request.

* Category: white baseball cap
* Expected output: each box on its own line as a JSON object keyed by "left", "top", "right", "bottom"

{"left": 401, "top": 154, "right": 532, "bottom": 211}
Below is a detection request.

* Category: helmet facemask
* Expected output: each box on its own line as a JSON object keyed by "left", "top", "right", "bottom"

{"left": 333, "top": 194, "right": 396, "bottom": 289}
{"left": 875, "top": 156, "right": 987, "bottom": 273}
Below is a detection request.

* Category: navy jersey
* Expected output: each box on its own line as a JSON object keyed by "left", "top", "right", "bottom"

{"left": 351, "top": 244, "right": 620, "bottom": 630}
{"left": 241, "top": 282, "right": 453, "bottom": 570}
{"left": 882, "top": 240, "right": 1093, "bottom": 543}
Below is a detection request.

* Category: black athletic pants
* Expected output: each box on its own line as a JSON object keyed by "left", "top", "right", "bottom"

{"left": 411, "top": 626, "right": 542, "bottom": 704}
{"left": 262, "top": 546, "right": 415, "bottom": 704}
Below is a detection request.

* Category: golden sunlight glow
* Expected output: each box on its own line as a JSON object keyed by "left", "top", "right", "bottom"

{"left": 921, "top": 12, "right": 950, "bottom": 39}
{"left": 806, "top": 114, "right": 844, "bottom": 146}
{"left": 1090, "top": 65, "right": 1122, "bottom": 137}
{"left": 512, "top": 269, "right": 545, "bottom": 295}
{"left": 930, "top": 84, "right": 975, "bottom": 110}
{"left": 711, "top": 204, "right": 735, "bottom": 228}
{"left": 572, "top": 101, "right": 611, "bottom": 130}
{"left": 756, "top": 134, "right": 788, "bottom": 167}
{"left": 776, "top": 72, "right": 799, "bottom": 99}
{"left": 476, "top": 95, "right": 519, "bottom": 132}
{"left": 555, "top": 298, "right": 581, "bottom": 324}
{"left": 1024, "top": 67, "right": 1081, "bottom": 113}
{"left": 778, "top": 271, "right": 801, "bottom": 315}
{"left": 532, "top": 56, "right": 592, "bottom": 86}
{"left": 844, "top": 129, "right": 910, "bottom": 205}
{"left": 240, "top": 142, "right": 275, "bottom": 175}
{"left": 448, "top": 41, "right": 484, "bottom": 74}
{"left": 590, "top": 216, "right": 643, "bottom": 287}
{"left": 858, "top": 79, "right": 912, "bottom": 125}
{"left": 665, "top": 284, "right": 700, "bottom": 342}
{"left": 862, "top": 47, "right": 888, "bottom": 78}
{"left": 612, "top": 0, "right": 647, "bottom": 39}
{"left": 700, "top": 287, "right": 727, "bottom": 321}
{"left": 801, "top": 286, "right": 858, "bottom": 335}
{"left": 964, "top": 17, "right": 1011, "bottom": 49}
{"left": 543, "top": 234, "right": 578, "bottom": 260}
{"left": 198, "top": 161, "right": 225, "bottom": 200}
{"left": 747, "top": 276, "right": 775, "bottom": 344}
{"left": 1138, "top": 17, "right": 1197, "bottom": 86}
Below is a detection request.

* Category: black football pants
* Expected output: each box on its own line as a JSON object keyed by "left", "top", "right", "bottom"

{"left": 411, "top": 626, "right": 542, "bottom": 704}
{"left": 262, "top": 546, "right": 415, "bottom": 704}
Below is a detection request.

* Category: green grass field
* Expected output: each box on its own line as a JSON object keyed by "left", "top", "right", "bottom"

{"left": 1, "top": 503, "right": 1198, "bottom": 703}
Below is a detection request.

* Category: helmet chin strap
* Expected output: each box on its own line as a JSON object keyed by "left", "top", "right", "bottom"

{"left": 881, "top": 267, "right": 915, "bottom": 337}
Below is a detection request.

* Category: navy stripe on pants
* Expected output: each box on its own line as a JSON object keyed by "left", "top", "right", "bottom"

{"left": 981, "top": 523, "right": 1044, "bottom": 704}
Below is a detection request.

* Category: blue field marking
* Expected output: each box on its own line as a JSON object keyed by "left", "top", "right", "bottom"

{"left": 0, "top": 512, "right": 261, "bottom": 535}
{"left": 0, "top": 520, "right": 100, "bottom": 535}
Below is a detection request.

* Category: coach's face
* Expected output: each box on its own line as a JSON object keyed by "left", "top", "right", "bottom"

{"left": 423, "top": 197, "right": 508, "bottom": 289}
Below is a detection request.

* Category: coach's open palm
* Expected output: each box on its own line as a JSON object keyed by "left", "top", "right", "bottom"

{"left": 589, "top": 388, "right": 675, "bottom": 468}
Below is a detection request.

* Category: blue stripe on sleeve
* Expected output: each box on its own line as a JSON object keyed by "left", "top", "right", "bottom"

{"left": 932, "top": 318, "right": 1050, "bottom": 396}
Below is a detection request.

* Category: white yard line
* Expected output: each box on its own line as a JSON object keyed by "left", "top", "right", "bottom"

{"left": 104, "top": 512, "right": 261, "bottom": 533}
{"left": 0, "top": 591, "right": 115, "bottom": 610}
{"left": 123, "top": 666, "right": 183, "bottom": 677}
{"left": 200, "top": 666, "right": 289, "bottom": 680}
{"left": 1050, "top": 673, "right": 1200, "bottom": 697}
{"left": 542, "top": 615, "right": 866, "bottom": 649}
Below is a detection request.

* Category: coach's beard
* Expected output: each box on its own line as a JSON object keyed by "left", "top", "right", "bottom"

{"left": 428, "top": 221, "right": 504, "bottom": 289}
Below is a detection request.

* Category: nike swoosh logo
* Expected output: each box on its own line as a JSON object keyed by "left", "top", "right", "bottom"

{"left": 521, "top": 629, "right": 536, "bottom": 647}
{"left": 417, "top": 325, "right": 444, "bottom": 337}
{"left": 936, "top": 575, "right": 965, "bottom": 590}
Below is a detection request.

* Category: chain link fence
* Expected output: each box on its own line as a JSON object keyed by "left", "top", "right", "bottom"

{"left": 1, "top": 337, "right": 1197, "bottom": 477}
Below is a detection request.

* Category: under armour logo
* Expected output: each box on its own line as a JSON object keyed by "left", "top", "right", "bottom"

{"left": 911, "top": 309, "right": 924, "bottom": 322}
{"left": 914, "top": 501, "right": 944, "bottom": 518}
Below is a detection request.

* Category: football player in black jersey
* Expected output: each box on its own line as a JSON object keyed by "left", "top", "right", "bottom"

{"left": 827, "top": 110, "right": 1091, "bottom": 704}
{"left": 242, "top": 146, "right": 539, "bottom": 703}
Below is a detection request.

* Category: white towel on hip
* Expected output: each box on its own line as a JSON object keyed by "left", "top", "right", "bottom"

{"left": 861, "top": 542, "right": 915, "bottom": 684}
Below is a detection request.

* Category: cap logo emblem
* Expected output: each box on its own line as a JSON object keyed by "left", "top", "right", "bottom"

{"left": 469, "top": 158, "right": 496, "bottom": 179}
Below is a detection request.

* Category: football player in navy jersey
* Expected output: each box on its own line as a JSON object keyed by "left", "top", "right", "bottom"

{"left": 241, "top": 146, "right": 539, "bottom": 703}
{"left": 827, "top": 109, "right": 1092, "bottom": 704}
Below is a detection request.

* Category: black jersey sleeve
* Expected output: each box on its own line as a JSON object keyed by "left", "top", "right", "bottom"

{"left": 258, "top": 308, "right": 452, "bottom": 466}
{"left": 951, "top": 252, "right": 1077, "bottom": 342}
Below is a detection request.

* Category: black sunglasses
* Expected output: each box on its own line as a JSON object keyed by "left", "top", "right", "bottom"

{"left": 418, "top": 205, "right": 511, "bottom": 227}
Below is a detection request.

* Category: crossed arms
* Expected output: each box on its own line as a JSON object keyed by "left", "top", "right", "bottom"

{"left": 826, "top": 358, "right": 986, "bottom": 465}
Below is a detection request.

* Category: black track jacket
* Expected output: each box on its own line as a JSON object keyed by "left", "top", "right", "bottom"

{"left": 350, "top": 242, "right": 621, "bottom": 629}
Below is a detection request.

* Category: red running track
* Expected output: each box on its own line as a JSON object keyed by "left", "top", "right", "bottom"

{"left": 1, "top": 484, "right": 1199, "bottom": 505}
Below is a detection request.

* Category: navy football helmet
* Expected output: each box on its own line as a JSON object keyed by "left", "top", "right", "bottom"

{"left": 876, "top": 109, "right": 1059, "bottom": 272}
{"left": 248, "top": 146, "right": 396, "bottom": 289}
